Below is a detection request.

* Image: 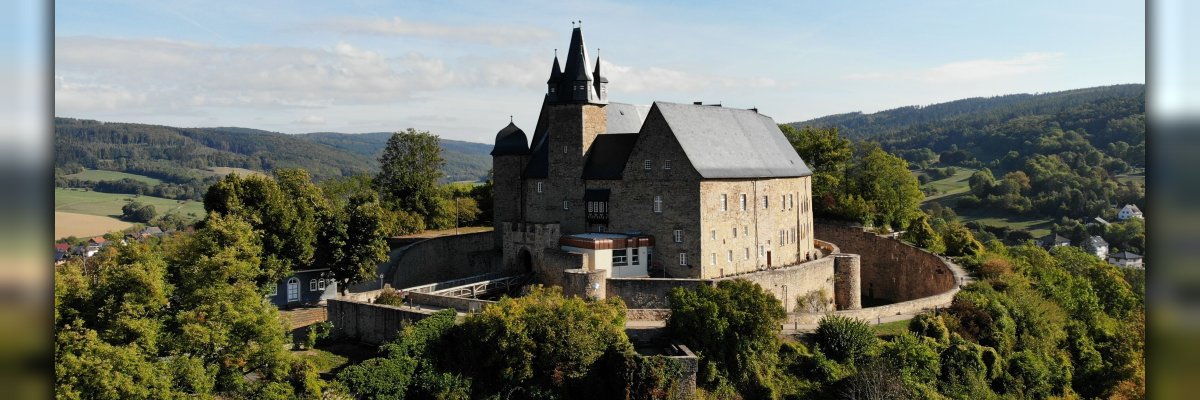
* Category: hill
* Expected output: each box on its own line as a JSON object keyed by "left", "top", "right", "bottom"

{"left": 296, "top": 132, "right": 492, "bottom": 182}
{"left": 54, "top": 118, "right": 495, "bottom": 192}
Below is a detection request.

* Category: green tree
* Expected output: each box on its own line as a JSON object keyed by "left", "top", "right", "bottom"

{"left": 845, "top": 143, "right": 925, "bottom": 230}
{"left": 325, "top": 192, "right": 391, "bottom": 293}
{"left": 902, "top": 213, "right": 946, "bottom": 253}
{"left": 121, "top": 201, "right": 157, "bottom": 223}
{"left": 667, "top": 279, "right": 787, "bottom": 397}
{"left": 202, "top": 173, "right": 314, "bottom": 288}
{"left": 375, "top": 128, "right": 446, "bottom": 228}
{"left": 813, "top": 315, "right": 877, "bottom": 364}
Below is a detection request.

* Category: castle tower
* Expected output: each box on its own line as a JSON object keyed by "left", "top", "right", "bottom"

{"left": 542, "top": 26, "right": 608, "bottom": 233}
{"left": 593, "top": 51, "right": 608, "bottom": 104}
{"left": 490, "top": 121, "right": 530, "bottom": 246}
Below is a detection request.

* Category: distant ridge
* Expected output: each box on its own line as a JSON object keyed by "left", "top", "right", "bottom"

{"left": 788, "top": 84, "right": 1144, "bottom": 140}
{"left": 54, "top": 118, "right": 493, "bottom": 183}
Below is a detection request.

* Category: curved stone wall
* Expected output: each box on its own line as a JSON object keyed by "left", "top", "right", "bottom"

{"left": 386, "top": 231, "right": 502, "bottom": 289}
{"left": 814, "top": 223, "right": 958, "bottom": 304}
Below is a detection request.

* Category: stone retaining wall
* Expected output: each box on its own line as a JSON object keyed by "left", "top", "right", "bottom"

{"left": 789, "top": 286, "right": 959, "bottom": 325}
{"left": 326, "top": 299, "right": 440, "bottom": 345}
{"left": 814, "top": 223, "right": 956, "bottom": 303}
{"left": 405, "top": 292, "right": 494, "bottom": 313}
{"left": 713, "top": 257, "right": 835, "bottom": 313}
{"left": 607, "top": 277, "right": 712, "bottom": 309}
{"left": 388, "top": 231, "right": 502, "bottom": 289}
{"left": 626, "top": 308, "right": 671, "bottom": 321}
{"left": 280, "top": 307, "right": 327, "bottom": 330}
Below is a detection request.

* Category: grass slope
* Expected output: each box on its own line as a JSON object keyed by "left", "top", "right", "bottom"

{"left": 916, "top": 168, "right": 1053, "bottom": 237}
{"left": 55, "top": 188, "right": 206, "bottom": 219}
{"left": 65, "top": 169, "right": 163, "bottom": 185}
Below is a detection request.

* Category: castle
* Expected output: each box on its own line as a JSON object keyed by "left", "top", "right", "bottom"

{"left": 491, "top": 27, "right": 818, "bottom": 282}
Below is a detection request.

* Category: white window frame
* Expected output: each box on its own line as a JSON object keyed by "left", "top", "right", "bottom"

{"left": 613, "top": 250, "right": 628, "bottom": 266}
{"left": 310, "top": 279, "right": 318, "bottom": 291}
{"left": 270, "top": 282, "right": 278, "bottom": 296}
{"left": 536, "top": 181, "right": 544, "bottom": 193}
{"left": 674, "top": 229, "right": 683, "bottom": 243}
{"left": 563, "top": 200, "right": 570, "bottom": 210}
{"left": 711, "top": 230, "right": 716, "bottom": 240}
{"left": 759, "top": 245, "right": 765, "bottom": 257}
{"left": 727, "top": 250, "right": 733, "bottom": 262}
{"left": 711, "top": 253, "right": 716, "bottom": 266}
{"left": 721, "top": 194, "right": 728, "bottom": 211}
{"left": 678, "top": 252, "right": 687, "bottom": 266}
{"left": 317, "top": 278, "right": 326, "bottom": 291}
{"left": 763, "top": 195, "right": 769, "bottom": 209}
{"left": 653, "top": 196, "right": 663, "bottom": 213}
{"left": 630, "top": 248, "right": 640, "bottom": 265}
{"left": 664, "top": 160, "right": 672, "bottom": 170}
{"left": 744, "top": 248, "right": 750, "bottom": 260}
{"left": 643, "top": 160, "right": 652, "bottom": 170}
{"left": 740, "top": 194, "right": 747, "bottom": 211}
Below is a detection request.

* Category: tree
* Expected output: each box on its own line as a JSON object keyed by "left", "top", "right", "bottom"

{"left": 202, "top": 173, "right": 315, "bottom": 288}
{"left": 667, "top": 279, "right": 787, "bottom": 397}
{"left": 902, "top": 213, "right": 945, "bottom": 254}
{"left": 325, "top": 192, "right": 391, "bottom": 293}
{"left": 845, "top": 143, "right": 924, "bottom": 230}
{"left": 121, "top": 201, "right": 157, "bottom": 223}
{"left": 942, "top": 222, "right": 984, "bottom": 256}
{"left": 375, "top": 128, "right": 446, "bottom": 228}
{"left": 813, "top": 315, "right": 877, "bottom": 364}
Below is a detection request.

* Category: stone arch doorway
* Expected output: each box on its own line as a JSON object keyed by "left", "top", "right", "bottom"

{"left": 518, "top": 247, "right": 533, "bottom": 274}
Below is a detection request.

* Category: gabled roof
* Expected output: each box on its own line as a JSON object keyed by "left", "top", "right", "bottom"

{"left": 491, "top": 122, "right": 531, "bottom": 156}
{"left": 1084, "top": 235, "right": 1108, "bottom": 246}
{"left": 1121, "top": 204, "right": 1143, "bottom": 214}
{"left": 651, "top": 102, "right": 812, "bottom": 179}
{"left": 582, "top": 134, "right": 639, "bottom": 180}
{"left": 1042, "top": 233, "right": 1071, "bottom": 244}
{"left": 1109, "top": 251, "right": 1143, "bottom": 260}
{"left": 605, "top": 103, "right": 649, "bottom": 134}
{"left": 89, "top": 237, "right": 106, "bottom": 244}
{"left": 55, "top": 243, "right": 70, "bottom": 252}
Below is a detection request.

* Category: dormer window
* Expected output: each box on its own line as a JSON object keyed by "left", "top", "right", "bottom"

{"left": 550, "top": 87, "right": 556, "bottom": 93}
{"left": 643, "top": 160, "right": 652, "bottom": 170}
{"left": 536, "top": 182, "right": 544, "bottom": 193}
{"left": 664, "top": 160, "right": 672, "bottom": 170}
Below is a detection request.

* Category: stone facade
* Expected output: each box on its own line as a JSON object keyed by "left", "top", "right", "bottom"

{"left": 814, "top": 223, "right": 957, "bottom": 303}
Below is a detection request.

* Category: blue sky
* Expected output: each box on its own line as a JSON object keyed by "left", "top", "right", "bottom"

{"left": 53, "top": 0, "right": 1144, "bottom": 143}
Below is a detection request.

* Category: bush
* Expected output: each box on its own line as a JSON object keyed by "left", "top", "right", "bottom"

{"left": 375, "top": 288, "right": 406, "bottom": 306}
{"left": 814, "top": 315, "right": 876, "bottom": 364}
{"left": 908, "top": 313, "right": 950, "bottom": 343}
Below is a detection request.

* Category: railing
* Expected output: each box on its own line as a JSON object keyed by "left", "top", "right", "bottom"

{"left": 402, "top": 272, "right": 508, "bottom": 294}
{"left": 433, "top": 274, "right": 527, "bottom": 298}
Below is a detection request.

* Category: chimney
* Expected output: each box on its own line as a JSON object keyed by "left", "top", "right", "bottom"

{"left": 693, "top": 101, "right": 702, "bottom": 105}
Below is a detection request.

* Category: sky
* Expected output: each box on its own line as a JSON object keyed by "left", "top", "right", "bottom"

{"left": 53, "top": 0, "right": 1145, "bottom": 144}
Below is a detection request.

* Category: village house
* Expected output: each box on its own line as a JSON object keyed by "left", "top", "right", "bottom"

{"left": 1117, "top": 204, "right": 1143, "bottom": 220}
{"left": 1107, "top": 251, "right": 1144, "bottom": 269}
{"left": 1081, "top": 235, "right": 1109, "bottom": 259}
{"left": 1037, "top": 233, "right": 1072, "bottom": 249}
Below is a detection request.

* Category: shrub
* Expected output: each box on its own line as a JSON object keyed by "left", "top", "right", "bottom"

{"left": 375, "top": 287, "right": 406, "bottom": 306}
{"left": 908, "top": 313, "right": 950, "bottom": 343}
{"left": 814, "top": 315, "right": 876, "bottom": 364}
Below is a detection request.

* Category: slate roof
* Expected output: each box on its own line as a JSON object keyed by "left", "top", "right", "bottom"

{"left": 582, "top": 134, "right": 639, "bottom": 179}
{"left": 522, "top": 131, "right": 550, "bottom": 179}
{"left": 605, "top": 103, "right": 650, "bottom": 134}
{"left": 652, "top": 102, "right": 812, "bottom": 179}
{"left": 1109, "top": 251, "right": 1143, "bottom": 260}
{"left": 491, "top": 122, "right": 531, "bottom": 156}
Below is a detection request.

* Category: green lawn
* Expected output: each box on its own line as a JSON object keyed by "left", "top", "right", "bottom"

{"left": 915, "top": 167, "right": 976, "bottom": 202}
{"left": 64, "top": 169, "right": 163, "bottom": 185}
{"left": 55, "top": 188, "right": 206, "bottom": 219}
{"left": 873, "top": 319, "right": 911, "bottom": 339}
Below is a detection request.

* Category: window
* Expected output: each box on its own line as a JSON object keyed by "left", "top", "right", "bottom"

{"left": 679, "top": 252, "right": 688, "bottom": 266}
{"left": 759, "top": 245, "right": 765, "bottom": 257}
{"left": 782, "top": 195, "right": 787, "bottom": 210}
{"left": 740, "top": 194, "right": 747, "bottom": 211}
{"left": 789, "top": 194, "right": 794, "bottom": 209}
{"left": 711, "top": 230, "right": 716, "bottom": 240}
{"left": 643, "top": 160, "right": 652, "bottom": 170}
{"left": 721, "top": 194, "right": 728, "bottom": 211}
{"left": 563, "top": 145, "right": 568, "bottom": 154}
{"left": 631, "top": 248, "right": 640, "bottom": 265}
{"left": 780, "top": 229, "right": 785, "bottom": 244}
{"left": 744, "top": 226, "right": 748, "bottom": 236}
{"left": 536, "top": 181, "right": 544, "bottom": 193}
{"left": 732, "top": 227, "right": 738, "bottom": 238}
{"left": 711, "top": 253, "right": 716, "bottom": 266}
{"left": 744, "top": 248, "right": 750, "bottom": 260}
{"left": 550, "top": 87, "right": 556, "bottom": 93}
{"left": 310, "top": 279, "right": 318, "bottom": 291}
{"left": 763, "top": 195, "right": 769, "bottom": 209}
{"left": 318, "top": 279, "right": 326, "bottom": 291}
{"left": 563, "top": 200, "right": 570, "bottom": 210}
{"left": 270, "top": 282, "right": 278, "bottom": 296}
{"left": 664, "top": 160, "right": 672, "bottom": 170}
{"left": 727, "top": 250, "right": 733, "bottom": 262}
{"left": 613, "top": 250, "right": 628, "bottom": 266}
{"left": 674, "top": 230, "right": 683, "bottom": 243}
{"left": 653, "top": 196, "right": 663, "bottom": 213}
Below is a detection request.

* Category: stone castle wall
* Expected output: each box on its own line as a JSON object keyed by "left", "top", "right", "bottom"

{"left": 606, "top": 255, "right": 835, "bottom": 310}
{"left": 326, "top": 299, "right": 439, "bottom": 345}
{"left": 814, "top": 223, "right": 957, "bottom": 303}
{"left": 387, "top": 231, "right": 500, "bottom": 290}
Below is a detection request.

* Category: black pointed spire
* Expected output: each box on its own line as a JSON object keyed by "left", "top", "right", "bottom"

{"left": 593, "top": 48, "right": 608, "bottom": 103}
{"left": 552, "top": 25, "right": 600, "bottom": 104}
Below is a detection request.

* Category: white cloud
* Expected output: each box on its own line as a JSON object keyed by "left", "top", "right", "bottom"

{"left": 313, "top": 17, "right": 553, "bottom": 45}
{"left": 842, "top": 52, "right": 1065, "bottom": 83}
{"left": 924, "top": 52, "right": 1064, "bottom": 81}
{"left": 602, "top": 60, "right": 781, "bottom": 92}
{"left": 54, "top": 36, "right": 557, "bottom": 115}
{"left": 293, "top": 115, "right": 325, "bottom": 125}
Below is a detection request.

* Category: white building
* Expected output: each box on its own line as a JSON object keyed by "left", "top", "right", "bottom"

{"left": 1082, "top": 236, "right": 1109, "bottom": 259}
{"left": 1117, "top": 204, "right": 1143, "bottom": 220}
{"left": 1107, "top": 251, "right": 1144, "bottom": 269}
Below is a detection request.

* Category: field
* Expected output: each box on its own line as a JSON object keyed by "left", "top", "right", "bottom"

{"left": 55, "top": 188, "right": 206, "bottom": 219}
{"left": 55, "top": 212, "right": 133, "bottom": 239}
{"left": 64, "top": 169, "right": 163, "bottom": 185}
{"left": 917, "top": 168, "right": 1053, "bottom": 237}
{"left": 205, "top": 166, "right": 267, "bottom": 177}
